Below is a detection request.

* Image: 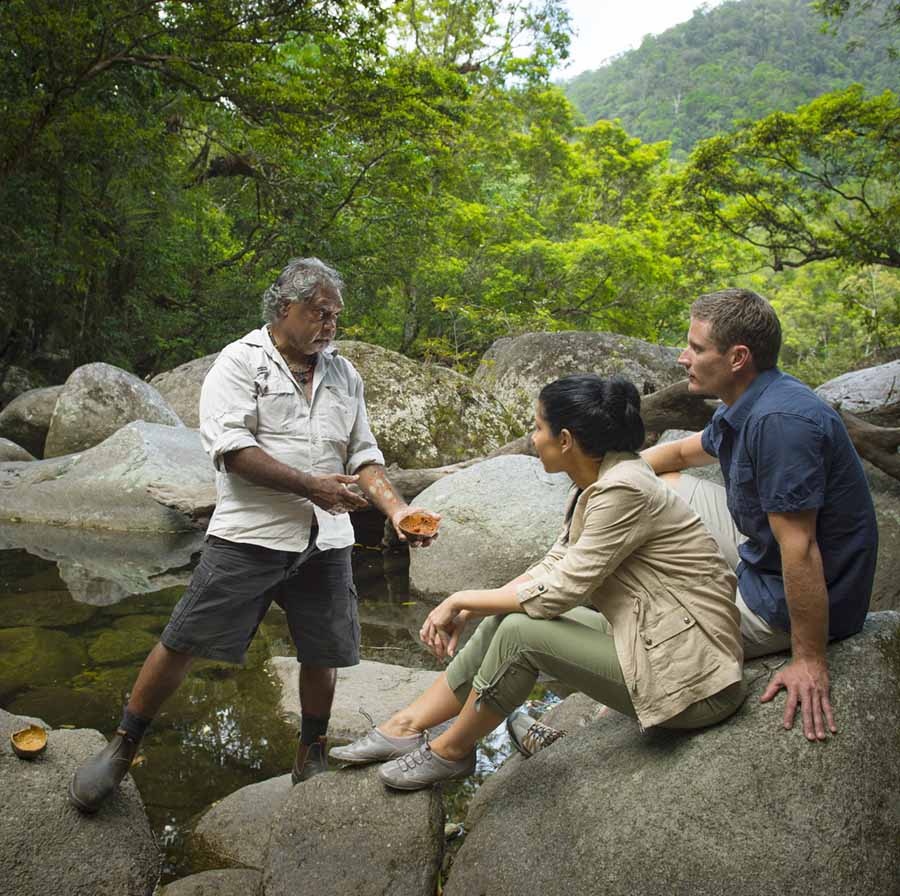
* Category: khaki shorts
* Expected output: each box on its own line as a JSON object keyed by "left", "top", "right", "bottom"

{"left": 671, "top": 474, "right": 791, "bottom": 659}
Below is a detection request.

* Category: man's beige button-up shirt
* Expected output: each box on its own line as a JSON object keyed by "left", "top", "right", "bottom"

{"left": 199, "top": 327, "right": 384, "bottom": 552}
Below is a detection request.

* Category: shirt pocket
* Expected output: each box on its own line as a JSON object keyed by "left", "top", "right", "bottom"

{"left": 256, "top": 389, "right": 300, "bottom": 433}
{"left": 729, "top": 459, "right": 760, "bottom": 517}
{"left": 640, "top": 606, "right": 720, "bottom": 696}
{"left": 317, "top": 385, "right": 354, "bottom": 443}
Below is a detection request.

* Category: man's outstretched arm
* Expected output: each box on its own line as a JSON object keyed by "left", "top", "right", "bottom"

{"left": 355, "top": 463, "right": 440, "bottom": 547}
{"left": 760, "top": 509, "right": 836, "bottom": 742}
{"left": 641, "top": 431, "right": 716, "bottom": 474}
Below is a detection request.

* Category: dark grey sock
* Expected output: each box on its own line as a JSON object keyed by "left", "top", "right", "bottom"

{"left": 118, "top": 707, "right": 152, "bottom": 742}
{"left": 300, "top": 714, "right": 329, "bottom": 745}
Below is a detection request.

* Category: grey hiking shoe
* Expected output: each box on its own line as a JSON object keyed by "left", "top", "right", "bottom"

{"left": 329, "top": 727, "right": 425, "bottom": 766}
{"left": 506, "top": 709, "right": 566, "bottom": 758}
{"left": 378, "top": 743, "right": 476, "bottom": 791}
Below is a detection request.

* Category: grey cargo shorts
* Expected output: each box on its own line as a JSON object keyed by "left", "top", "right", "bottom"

{"left": 160, "top": 530, "right": 359, "bottom": 666}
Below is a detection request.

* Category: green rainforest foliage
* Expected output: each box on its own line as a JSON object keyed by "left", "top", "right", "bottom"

{"left": 1, "top": 0, "right": 897, "bottom": 391}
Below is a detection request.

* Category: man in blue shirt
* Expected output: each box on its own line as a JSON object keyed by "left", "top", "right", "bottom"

{"left": 643, "top": 288, "right": 878, "bottom": 743}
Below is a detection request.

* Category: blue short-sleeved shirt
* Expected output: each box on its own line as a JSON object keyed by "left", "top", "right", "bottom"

{"left": 701, "top": 369, "right": 878, "bottom": 639}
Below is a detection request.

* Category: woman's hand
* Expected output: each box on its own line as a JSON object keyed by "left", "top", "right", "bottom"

{"left": 420, "top": 595, "right": 471, "bottom": 660}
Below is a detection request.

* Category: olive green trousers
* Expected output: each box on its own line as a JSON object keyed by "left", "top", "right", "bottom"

{"left": 444, "top": 606, "right": 744, "bottom": 729}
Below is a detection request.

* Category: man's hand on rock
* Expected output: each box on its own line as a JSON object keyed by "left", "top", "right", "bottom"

{"left": 304, "top": 473, "right": 369, "bottom": 515}
{"left": 760, "top": 656, "right": 836, "bottom": 741}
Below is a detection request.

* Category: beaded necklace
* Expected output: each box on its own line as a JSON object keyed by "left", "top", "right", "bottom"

{"left": 267, "top": 325, "right": 318, "bottom": 385}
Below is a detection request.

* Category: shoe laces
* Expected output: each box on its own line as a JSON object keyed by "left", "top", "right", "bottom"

{"left": 358, "top": 707, "right": 376, "bottom": 728}
{"left": 397, "top": 737, "right": 433, "bottom": 772}
{"left": 522, "top": 721, "right": 566, "bottom": 755}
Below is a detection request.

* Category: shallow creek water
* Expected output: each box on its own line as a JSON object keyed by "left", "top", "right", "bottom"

{"left": 0, "top": 516, "right": 560, "bottom": 883}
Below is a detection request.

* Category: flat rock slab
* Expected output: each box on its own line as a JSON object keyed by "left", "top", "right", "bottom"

{"left": 0, "top": 709, "right": 159, "bottom": 896}
{"left": 268, "top": 658, "right": 440, "bottom": 739}
{"left": 192, "top": 774, "right": 293, "bottom": 871}
{"left": 262, "top": 765, "right": 443, "bottom": 896}
{"left": 0, "top": 421, "right": 213, "bottom": 531}
{"left": 408, "top": 455, "right": 571, "bottom": 599}
{"left": 159, "top": 868, "right": 261, "bottom": 896}
{"left": 445, "top": 613, "right": 900, "bottom": 896}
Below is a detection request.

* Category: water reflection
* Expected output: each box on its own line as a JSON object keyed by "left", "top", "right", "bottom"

{"left": 0, "top": 522, "right": 204, "bottom": 604}
{"left": 0, "top": 523, "right": 559, "bottom": 884}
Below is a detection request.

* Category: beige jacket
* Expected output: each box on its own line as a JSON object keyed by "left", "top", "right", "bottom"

{"left": 517, "top": 452, "right": 743, "bottom": 728}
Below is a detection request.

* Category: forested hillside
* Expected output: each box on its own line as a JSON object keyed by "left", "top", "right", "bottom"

{"left": 564, "top": 0, "right": 897, "bottom": 155}
{"left": 0, "top": 0, "right": 896, "bottom": 393}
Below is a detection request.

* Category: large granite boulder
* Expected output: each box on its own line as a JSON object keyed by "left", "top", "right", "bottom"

{"left": 0, "top": 709, "right": 160, "bottom": 896}
{"left": 0, "top": 421, "right": 213, "bottom": 531}
{"left": 0, "top": 385, "right": 62, "bottom": 457}
{"left": 816, "top": 358, "right": 900, "bottom": 425}
{"left": 45, "top": 362, "right": 182, "bottom": 458}
{"left": 336, "top": 340, "right": 521, "bottom": 467}
{"left": 408, "top": 455, "right": 570, "bottom": 600}
{"left": 446, "top": 612, "right": 900, "bottom": 896}
{"left": 474, "top": 331, "right": 684, "bottom": 428}
{"left": 268, "top": 657, "right": 441, "bottom": 738}
{"left": 192, "top": 774, "right": 293, "bottom": 871}
{"left": 150, "top": 354, "right": 219, "bottom": 429}
{"left": 0, "top": 437, "right": 35, "bottom": 461}
{"left": 262, "top": 765, "right": 443, "bottom": 896}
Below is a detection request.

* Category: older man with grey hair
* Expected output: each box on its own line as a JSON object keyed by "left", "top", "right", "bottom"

{"left": 68, "top": 257, "right": 438, "bottom": 813}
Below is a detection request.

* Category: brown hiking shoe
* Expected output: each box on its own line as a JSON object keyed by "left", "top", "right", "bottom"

{"left": 68, "top": 729, "right": 140, "bottom": 814}
{"left": 292, "top": 735, "right": 329, "bottom": 785}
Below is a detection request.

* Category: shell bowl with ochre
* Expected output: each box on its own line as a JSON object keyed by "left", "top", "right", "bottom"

{"left": 10, "top": 725, "right": 48, "bottom": 759}
{"left": 398, "top": 510, "right": 441, "bottom": 539}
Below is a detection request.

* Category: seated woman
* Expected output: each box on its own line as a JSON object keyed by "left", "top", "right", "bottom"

{"left": 331, "top": 375, "right": 745, "bottom": 790}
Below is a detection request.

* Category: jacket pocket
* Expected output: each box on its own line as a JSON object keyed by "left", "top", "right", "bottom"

{"left": 640, "top": 606, "right": 720, "bottom": 696}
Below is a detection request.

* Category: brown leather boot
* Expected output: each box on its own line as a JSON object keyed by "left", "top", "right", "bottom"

{"left": 292, "top": 735, "right": 328, "bottom": 785}
{"left": 67, "top": 729, "right": 140, "bottom": 813}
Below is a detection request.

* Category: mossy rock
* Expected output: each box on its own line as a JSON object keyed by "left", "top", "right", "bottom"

{"left": 5, "top": 684, "right": 117, "bottom": 731}
{"left": 0, "top": 626, "right": 87, "bottom": 701}
{"left": 336, "top": 340, "right": 521, "bottom": 468}
{"left": 192, "top": 629, "right": 270, "bottom": 677}
{"left": 0, "top": 591, "right": 98, "bottom": 628}
{"left": 87, "top": 627, "right": 158, "bottom": 665}
{"left": 104, "top": 584, "right": 186, "bottom": 616}
{"left": 70, "top": 664, "right": 136, "bottom": 698}
{"left": 111, "top": 613, "right": 169, "bottom": 633}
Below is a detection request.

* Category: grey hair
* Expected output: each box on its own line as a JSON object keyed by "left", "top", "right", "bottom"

{"left": 261, "top": 257, "right": 344, "bottom": 323}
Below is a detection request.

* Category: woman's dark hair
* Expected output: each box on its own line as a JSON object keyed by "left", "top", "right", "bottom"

{"left": 538, "top": 375, "right": 645, "bottom": 457}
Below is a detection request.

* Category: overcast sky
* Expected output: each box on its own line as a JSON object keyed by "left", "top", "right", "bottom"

{"left": 555, "top": 0, "right": 725, "bottom": 78}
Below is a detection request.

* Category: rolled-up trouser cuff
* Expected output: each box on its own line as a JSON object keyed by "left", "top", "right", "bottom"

{"left": 471, "top": 659, "right": 537, "bottom": 717}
